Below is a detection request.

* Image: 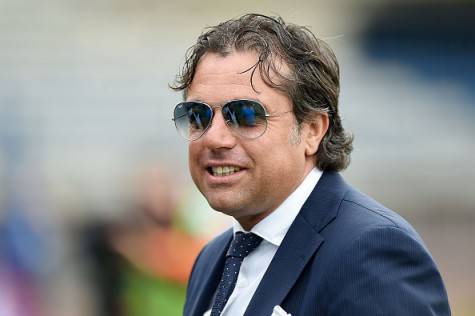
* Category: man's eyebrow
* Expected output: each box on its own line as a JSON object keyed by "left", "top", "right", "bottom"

{"left": 185, "top": 98, "right": 204, "bottom": 102}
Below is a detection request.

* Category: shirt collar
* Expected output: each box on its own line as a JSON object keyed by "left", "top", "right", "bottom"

{"left": 233, "top": 167, "right": 323, "bottom": 247}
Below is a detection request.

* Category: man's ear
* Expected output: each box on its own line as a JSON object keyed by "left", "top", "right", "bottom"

{"left": 303, "top": 113, "right": 329, "bottom": 156}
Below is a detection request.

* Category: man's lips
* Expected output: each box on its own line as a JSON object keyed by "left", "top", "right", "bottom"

{"left": 205, "top": 167, "right": 245, "bottom": 186}
{"left": 208, "top": 165, "right": 241, "bottom": 177}
{"left": 204, "top": 161, "right": 248, "bottom": 178}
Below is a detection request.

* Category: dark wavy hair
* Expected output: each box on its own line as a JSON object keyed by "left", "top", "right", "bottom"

{"left": 171, "top": 13, "right": 353, "bottom": 171}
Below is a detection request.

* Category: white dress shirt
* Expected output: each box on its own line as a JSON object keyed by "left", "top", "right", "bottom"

{"left": 203, "top": 168, "right": 322, "bottom": 316}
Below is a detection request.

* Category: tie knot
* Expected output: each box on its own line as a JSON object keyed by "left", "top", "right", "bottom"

{"left": 226, "top": 232, "right": 263, "bottom": 259}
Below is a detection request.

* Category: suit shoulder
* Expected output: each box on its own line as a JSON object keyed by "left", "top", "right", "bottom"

{"left": 342, "top": 188, "right": 412, "bottom": 228}
{"left": 331, "top": 186, "right": 423, "bottom": 244}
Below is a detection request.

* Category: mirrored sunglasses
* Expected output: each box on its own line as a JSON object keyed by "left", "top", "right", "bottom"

{"left": 172, "top": 99, "right": 291, "bottom": 141}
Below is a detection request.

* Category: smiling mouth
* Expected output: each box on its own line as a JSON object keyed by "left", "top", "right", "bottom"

{"left": 209, "top": 166, "right": 241, "bottom": 177}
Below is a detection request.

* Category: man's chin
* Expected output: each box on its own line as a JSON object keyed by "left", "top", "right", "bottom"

{"left": 208, "top": 201, "right": 240, "bottom": 216}
{"left": 205, "top": 196, "right": 245, "bottom": 217}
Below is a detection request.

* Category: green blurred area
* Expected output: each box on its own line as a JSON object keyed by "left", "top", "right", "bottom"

{"left": 123, "top": 265, "right": 186, "bottom": 316}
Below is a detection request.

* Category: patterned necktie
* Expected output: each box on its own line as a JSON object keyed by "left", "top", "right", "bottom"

{"left": 210, "top": 232, "right": 263, "bottom": 316}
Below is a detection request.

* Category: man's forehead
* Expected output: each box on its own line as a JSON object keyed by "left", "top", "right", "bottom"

{"left": 194, "top": 52, "right": 257, "bottom": 78}
{"left": 191, "top": 51, "right": 290, "bottom": 90}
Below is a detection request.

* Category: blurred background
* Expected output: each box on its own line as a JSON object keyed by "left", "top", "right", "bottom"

{"left": 0, "top": 0, "right": 473, "bottom": 315}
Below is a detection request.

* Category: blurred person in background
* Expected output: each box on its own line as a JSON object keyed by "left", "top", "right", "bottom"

{"left": 0, "top": 193, "right": 49, "bottom": 316}
{"left": 171, "top": 13, "right": 451, "bottom": 316}
{"left": 81, "top": 165, "right": 204, "bottom": 316}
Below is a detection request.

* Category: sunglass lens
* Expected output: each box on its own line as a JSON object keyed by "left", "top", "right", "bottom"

{"left": 174, "top": 102, "right": 212, "bottom": 140}
{"left": 224, "top": 100, "right": 267, "bottom": 138}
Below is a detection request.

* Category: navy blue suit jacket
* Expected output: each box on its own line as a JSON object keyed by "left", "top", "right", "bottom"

{"left": 184, "top": 172, "right": 451, "bottom": 315}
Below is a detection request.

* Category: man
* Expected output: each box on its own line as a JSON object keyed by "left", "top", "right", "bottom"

{"left": 171, "top": 14, "right": 451, "bottom": 316}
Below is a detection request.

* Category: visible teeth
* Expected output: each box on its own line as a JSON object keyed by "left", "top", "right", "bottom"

{"left": 211, "top": 166, "right": 241, "bottom": 176}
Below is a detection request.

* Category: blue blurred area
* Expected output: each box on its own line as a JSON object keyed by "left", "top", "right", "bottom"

{"left": 361, "top": 2, "right": 475, "bottom": 102}
{"left": 2, "top": 205, "right": 47, "bottom": 275}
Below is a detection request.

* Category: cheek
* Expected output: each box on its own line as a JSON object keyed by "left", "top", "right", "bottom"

{"left": 253, "top": 142, "right": 292, "bottom": 177}
{"left": 260, "top": 141, "right": 306, "bottom": 179}
{"left": 188, "top": 145, "right": 201, "bottom": 177}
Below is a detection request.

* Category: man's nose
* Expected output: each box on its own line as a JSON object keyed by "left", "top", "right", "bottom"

{"left": 201, "top": 109, "right": 237, "bottom": 149}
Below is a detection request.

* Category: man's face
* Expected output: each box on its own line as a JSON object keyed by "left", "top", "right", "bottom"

{"left": 187, "top": 51, "right": 317, "bottom": 229}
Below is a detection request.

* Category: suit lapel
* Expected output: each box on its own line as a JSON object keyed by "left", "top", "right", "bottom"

{"left": 189, "top": 231, "right": 232, "bottom": 316}
{"left": 244, "top": 172, "right": 348, "bottom": 316}
{"left": 244, "top": 215, "right": 323, "bottom": 316}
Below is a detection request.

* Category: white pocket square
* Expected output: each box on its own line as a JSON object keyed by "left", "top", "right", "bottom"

{"left": 272, "top": 305, "right": 291, "bottom": 316}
